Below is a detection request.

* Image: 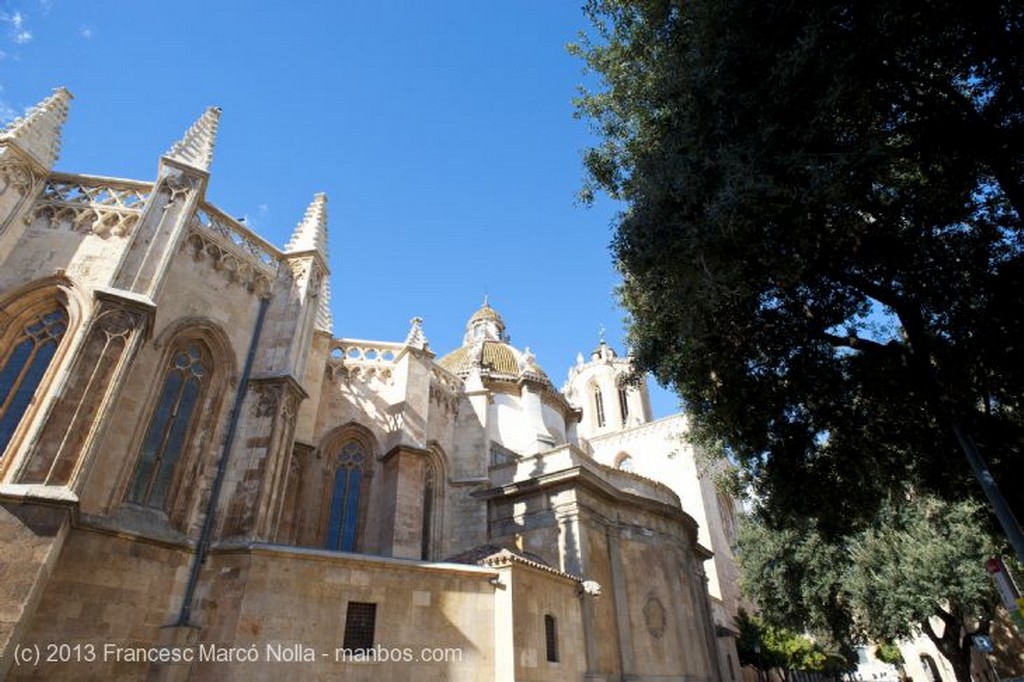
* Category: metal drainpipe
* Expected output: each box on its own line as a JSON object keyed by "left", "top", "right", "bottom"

{"left": 176, "top": 295, "right": 270, "bottom": 627}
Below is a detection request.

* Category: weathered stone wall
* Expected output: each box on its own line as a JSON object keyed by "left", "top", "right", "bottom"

{"left": 189, "top": 546, "right": 500, "bottom": 682}
{"left": 509, "top": 563, "right": 587, "bottom": 681}
{"left": 8, "top": 530, "right": 504, "bottom": 681}
{"left": 8, "top": 526, "right": 191, "bottom": 681}
{"left": 0, "top": 497, "right": 72, "bottom": 680}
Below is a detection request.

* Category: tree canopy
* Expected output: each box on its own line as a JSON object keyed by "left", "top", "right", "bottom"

{"left": 573, "top": 0, "right": 1024, "bottom": 537}
{"left": 737, "top": 496, "right": 999, "bottom": 682}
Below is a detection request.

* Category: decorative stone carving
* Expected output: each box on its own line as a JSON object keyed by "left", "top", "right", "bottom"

{"left": 183, "top": 228, "right": 275, "bottom": 297}
{"left": 288, "top": 259, "right": 323, "bottom": 296}
{"left": 327, "top": 339, "right": 401, "bottom": 385}
{"left": 429, "top": 365, "right": 461, "bottom": 415}
{"left": 25, "top": 175, "right": 151, "bottom": 237}
{"left": 0, "top": 161, "right": 38, "bottom": 197}
{"left": 186, "top": 204, "right": 278, "bottom": 298}
{"left": 643, "top": 593, "right": 667, "bottom": 639}
{"left": 404, "top": 316, "right": 429, "bottom": 350}
{"left": 252, "top": 383, "right": 283, "bottom": 418}
{"left": 577, "top": 580, "right": 603, "bottom": 598}
{"left": 162, "top": 170, "right": 197, "bottom": 203}
{"left": 95, "top": 308, "right": 142, "bottom": 340}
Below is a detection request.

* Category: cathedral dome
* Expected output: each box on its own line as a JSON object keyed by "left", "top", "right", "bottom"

{"left": 438, "top": 341, "right": 522, "bottom": 378}
{"left": 436, "top": 301, "right": 578, "bottom": 455}
{"left": 437, "top": 301, "right": 554, "bottom": 388}
{"left": 468, "top": 302, "right": 503, "bottom": 326}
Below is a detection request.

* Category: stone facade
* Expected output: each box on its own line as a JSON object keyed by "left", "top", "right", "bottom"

{"left": 0, "top": 89, "right": 735, "bottom": 681}
{"left": 565, "top": 341, "right": 745, "bottom": 682}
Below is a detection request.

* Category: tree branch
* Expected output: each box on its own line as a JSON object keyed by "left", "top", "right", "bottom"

{"left": 819, "top": 331, "right": 901, "bottom": 356}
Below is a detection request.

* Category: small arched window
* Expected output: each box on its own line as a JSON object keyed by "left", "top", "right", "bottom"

{"left": 326, "top": 440, "right": 366, "bottom": 551}
{"left": 544, "top": 614, "right": 558, "bottom": 663}
{"left": 127, "top": 341, "right": 208, "bottom": 509}
{"left": 618, "top": 386, "right": 629, "bottom": 423}
{"left": 0, "top": 307, "right": 68, "bottom": 456}
{"left": 594, "top": 387, "right": 606, "bottom": 428}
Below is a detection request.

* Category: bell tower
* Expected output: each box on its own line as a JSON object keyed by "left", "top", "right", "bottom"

{"left": 564, "top": 336, "right": 651, "bottom": 441}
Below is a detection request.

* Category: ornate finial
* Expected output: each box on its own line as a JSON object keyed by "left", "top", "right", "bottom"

{"left": 519, "top": 346, "right": 540, "bottom": 374}
{"left": 0, "top": 86, "right": 73, "bottom": 169}
{"left": 286, "top": 192, "right": 329, "bottom": 257}
{"left": 165, "top": 106, "right": 221, "bottom": 171}
{"left": 598, "top": 324, "right": 606, "bottom": 343}
{"left": 405, "top": 316, "right": 429, "bottom": 350}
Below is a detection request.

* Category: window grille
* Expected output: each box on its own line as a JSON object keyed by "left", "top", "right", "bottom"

{"left": 343, "top": 601, "right": 377, "bottom": 651}
{"left": 544, "top": 614, "right": 558, "bottom": 662}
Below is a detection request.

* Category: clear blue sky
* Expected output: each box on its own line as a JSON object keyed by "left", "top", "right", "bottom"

{"left": 1, "top": 0, "right": 680, "bottom": 418}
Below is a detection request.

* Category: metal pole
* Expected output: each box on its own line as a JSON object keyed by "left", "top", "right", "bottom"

{"left": 951, "top": 421, "right": 1024, "bottom": 564}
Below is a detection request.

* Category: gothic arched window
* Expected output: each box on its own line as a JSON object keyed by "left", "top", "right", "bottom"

{"left": 0, "top": 307, "right": 68, "bottom": 456}
{"left": 326, "top": 440, "right": 365, "bottom": 551}
{"left": 618, "top": 386, "right": 630, "bottom": 423}
{"left": 127, "top": 342, "right": 208, "bottom": 509}
{"left": 594, "top": 387, "right": 606, "bottom": 428}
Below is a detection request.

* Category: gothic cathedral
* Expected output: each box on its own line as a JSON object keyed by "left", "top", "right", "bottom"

{"left": 0, "top": 89, "right": 741, "bottom": 681}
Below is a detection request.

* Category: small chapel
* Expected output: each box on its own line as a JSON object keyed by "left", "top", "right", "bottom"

{"left": 0, "top": 88, "right": 741, "bottom": 681}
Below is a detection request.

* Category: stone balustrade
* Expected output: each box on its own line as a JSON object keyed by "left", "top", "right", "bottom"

{"left": 28, "top": 173, "right": 152, "bottom": 237}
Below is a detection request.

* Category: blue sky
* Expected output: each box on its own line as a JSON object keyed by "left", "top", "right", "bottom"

{"left": 1, "top": 0, "right": 680, "bottom": 418}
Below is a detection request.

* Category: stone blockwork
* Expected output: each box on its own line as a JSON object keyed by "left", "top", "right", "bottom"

{"left": 0, "top": 90, "right": 734, "bottom": 682}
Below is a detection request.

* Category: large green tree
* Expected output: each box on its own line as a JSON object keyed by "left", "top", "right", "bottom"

{"left": 737, "top": 497, "right": 999, "bottom": 682}
{"left": 573, "top": 1, "right": 1024, "bottom": 540}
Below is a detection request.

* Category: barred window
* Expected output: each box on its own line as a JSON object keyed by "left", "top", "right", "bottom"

{"left": 128, "top": 342, "right": 208, "bottom": 509}
{"left": 326, "top": 440, "right": 365, "bottom": 551}
{"left": 0, "top": 308, "right": 68, "bottom": 456}
{"left": 594, "top": 388, "right": 606, "bottom": 428}
{"left": 545, "top": 614, "right": 558, "bottom": 662}
{"left": 343, "top": 601, "right": 377, "bottom": 651}
{"left": 618, "top": 386, "right": 629, "bottom": 422}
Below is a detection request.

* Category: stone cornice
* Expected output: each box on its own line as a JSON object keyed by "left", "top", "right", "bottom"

{"left": 476, "top": 462, "right": 700, "bottom": 537}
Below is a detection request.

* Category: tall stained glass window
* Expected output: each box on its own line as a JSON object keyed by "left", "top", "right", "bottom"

{"left": 128, "top": 342, "right": 207, "bottom": 509}
{"left": 326, "top": 440, "right": 365, "bottom": 551}
{"left": 0, "top": 308, "right": 68, "bottom": 456}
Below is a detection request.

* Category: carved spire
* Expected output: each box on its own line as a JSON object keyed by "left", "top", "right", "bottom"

{"left": 405, "top": 317, "right": 429, "bottom": 350}
{"left": 289, "top": 193, "right": 331, "bottom": 333}
{"left": 0, "top": 87, "right": 73, "bottom": 169}
{"left": 165, "top": 106, "right": 221, "bottom": 171}
{"left": 315, "top": 279, "right": 333, "bottom": 334}
{"left": 286, "top": 192, "right": 329, "bottom": 256}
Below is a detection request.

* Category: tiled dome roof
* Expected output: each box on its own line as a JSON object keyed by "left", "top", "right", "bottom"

{"left": 438, "top": 341, "right": 521, "bottom": 378}
{"left": 468, "top": 302, "right": 503, "bottom": 325}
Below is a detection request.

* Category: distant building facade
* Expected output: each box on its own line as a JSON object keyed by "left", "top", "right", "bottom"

{"left": 0, "top": 88, "right": 740, "bottom": 681}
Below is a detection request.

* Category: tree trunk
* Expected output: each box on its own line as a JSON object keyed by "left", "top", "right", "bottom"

{"left": 922, "top": 618, "right": 973, "bottom": 682}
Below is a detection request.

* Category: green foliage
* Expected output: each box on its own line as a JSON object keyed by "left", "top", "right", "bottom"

{"left": 736, "top": 496, "right": 997, "bottom": 682}
{"left": 573, "top": 0, "right": 1024, "bottom": 535}
{"left": 848, "top": 498, "right": 996, "bottom": 641}
{"left": 735, "top": 608, "right": 850, "bottom": 673}
{"left": 874, "top": 642, "right": 904, "bottom": 666}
